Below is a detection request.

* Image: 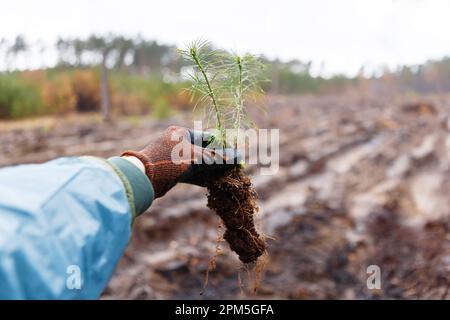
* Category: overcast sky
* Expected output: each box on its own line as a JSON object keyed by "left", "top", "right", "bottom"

{"left": 1, "top": 0, "right": 450, "bottom": 76}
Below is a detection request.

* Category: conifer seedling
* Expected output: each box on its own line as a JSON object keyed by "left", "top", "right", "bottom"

{"left": 179, "top": 40, "right": 267, "bottom": 264}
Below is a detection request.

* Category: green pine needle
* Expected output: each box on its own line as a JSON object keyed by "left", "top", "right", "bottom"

{"left": 178, "top": 40, "right": 268, "bottom": 148}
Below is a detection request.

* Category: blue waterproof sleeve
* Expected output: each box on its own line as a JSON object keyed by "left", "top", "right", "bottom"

{"left": 0, "top": 156, "right": 153, "bottom": 299}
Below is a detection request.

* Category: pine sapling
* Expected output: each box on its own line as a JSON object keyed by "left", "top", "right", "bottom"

{"left": 179, "top": 41, "right": 268, "bottom": 264}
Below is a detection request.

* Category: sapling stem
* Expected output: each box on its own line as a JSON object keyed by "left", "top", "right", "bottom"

{"left": 234, "top": 55, "right": 244, "bottom": 148}
{"left": 191, "top": 48, "right": 222, "bottom": 136}
{"left": 189, "top": 47, "right": 225, "bottom": 146}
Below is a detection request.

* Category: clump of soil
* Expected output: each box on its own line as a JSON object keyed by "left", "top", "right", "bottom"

{"left": 206, "top": 166, "right": 267, "bottom": 263}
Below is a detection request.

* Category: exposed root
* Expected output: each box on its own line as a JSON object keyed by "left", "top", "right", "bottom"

{"left": 237, "top": 269, "right": 245, "bottom": 297}
{"left": 200, "top": 222, "right": 223, "bottom": 295}
{"left": 206, "top": 167, "right": 267, "bottom": 264}
{"left": 253, "top": 252, "right": 268, "bottom": 294}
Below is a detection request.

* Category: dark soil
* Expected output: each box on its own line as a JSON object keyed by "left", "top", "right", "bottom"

{"left": 206, "top": 167, "right": 267, "bottom": 263}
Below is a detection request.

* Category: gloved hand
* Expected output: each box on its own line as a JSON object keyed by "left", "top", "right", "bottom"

{"left": 121, "top": 126, "right": 239, "bottom": 198}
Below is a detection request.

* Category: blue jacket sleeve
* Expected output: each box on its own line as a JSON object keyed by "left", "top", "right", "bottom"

{"left": 0, "top": 156, "right": 154, "bottom": 299}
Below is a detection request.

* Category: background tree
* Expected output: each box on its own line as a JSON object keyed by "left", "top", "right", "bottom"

{"left": 35, "top": 39, "right": 47, "bottom": 69}
{"left": 0, "top": 38, "right": 9, "bottom": 71}
{"left": 56, "top": 37, "right": 71, "bottom": 66}
{"left": 72, "top": 39, "right": 85, "bottom": 67}
{"left": 9, "top": 36, "right": 27, "bottom": 71}
{"left": 112, "top": 36, "right": 134, "bottom": 70}
{"left": 84, "top": 35, "right": 117, "bottom": 121}
{"left": 133, "top": 39, "right": 172, "bottom": 76}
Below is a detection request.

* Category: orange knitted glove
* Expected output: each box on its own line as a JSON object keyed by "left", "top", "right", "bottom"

{"left": 121, "top": 126, "right": 238, "bottom": 198}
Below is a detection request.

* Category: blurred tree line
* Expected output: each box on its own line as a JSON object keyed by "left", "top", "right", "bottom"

{"left": 1, "top": 34, "right": 450, "bottom": 120}
{"left": 54, "top": 35, "right": 185, "bottom": 120}
{"left": 0, "top": 35, "right": 189, "bottom": 119}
